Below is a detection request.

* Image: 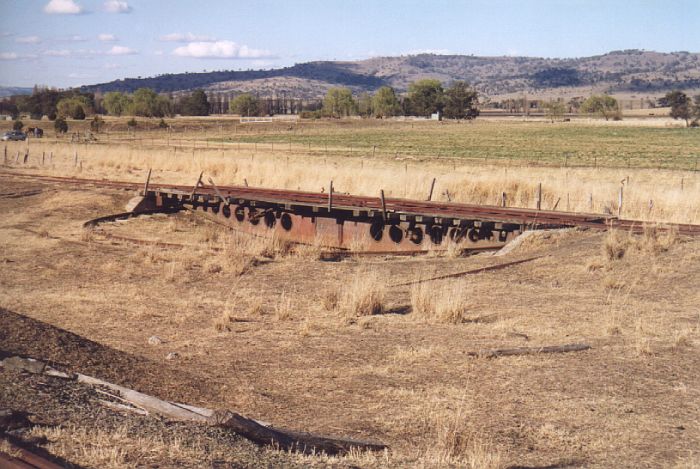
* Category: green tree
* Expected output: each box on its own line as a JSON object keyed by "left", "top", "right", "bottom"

{"left": 663, "top": 90, "right": 691, "bottom": 126}
{"left": 229, "top": 93, "right": 260, "bottom": 116}
{"left": 56, "top": 96, "right": 91, "bottom": 119}
{"left": 323, "top": 87, "right": 356, "bottom": 118}
{"left": 130, "top": 88, "right": 160, "bottom": 117}
{"left": 443, "top": 81, "right": 479, "bottom": 120}
{"left": 693, "top": 95, "right": 700, "bottom": 125}
{"left": 180, "top": 89, "right": 210, "bottom": 116}
{"left": 54, "top": 117, "right": 68, "bottom": 134}
{"left": 12, "top": 119, "right": 23, "bottom": 131}
{"left": 408, "top": 79, "right": 444, "bottom": 117}
{"left": 543, "top": 99, "right": 566, "bottom": 123}
{"left": 356, "top": 92, "right": 373, "bottom": 118}
{"left": 103, "top": 92, "right": 132, "bottom": 116}
{"left": 580, "top": 95, "right": 619, "bottom": 121}
{"left": 372, "top": 86, "right": 400, "bottom": 118}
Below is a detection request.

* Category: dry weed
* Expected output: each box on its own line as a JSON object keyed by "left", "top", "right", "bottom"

{"left": 275, "top": 292, "right": 293, "bottom": 320}
{"left": 213, "top": 310, "right": 234, "bottom": 332}
{"left": 603, "top": 229, "right": 629, "bottom": 261}
{"left": 411, "top": 280, "right": 472, "bottom": 324}
{"left": 342, "top": 270, "right": 386, "bottom": 317}
{"left": 322, "top": 288, "right": 340, "bottom": 311}
{"left": 419, "top": 403, "right": 503, "bottom": 468}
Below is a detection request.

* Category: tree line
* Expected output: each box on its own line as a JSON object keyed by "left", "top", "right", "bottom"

{"left": 2, "top": 84, "right": 698, "bottom": 126}
{"left": 228, "top": 80, "right": 480, "bottom": 120}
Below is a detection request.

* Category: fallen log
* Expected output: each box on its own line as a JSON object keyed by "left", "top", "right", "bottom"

{"left": 1, "top": 356, "right": 387, "bottom": 455}
{"left": 466, "top": 343, "right": 591, "bottom": 358}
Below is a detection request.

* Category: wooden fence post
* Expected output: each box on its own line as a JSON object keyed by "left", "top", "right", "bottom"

{"left": 427, "top": 178, "right": 436, "bottom": 201}
{"left": 618, "top": 185, "right": 624, "bottom": 217}
{"left": 536, "top": 183, "right": 542, "bottom": 210}
{"left": 501, "top": 192, "right": 507, "bottom": 207}
{"left": 380, "top": 190, "right": 387, "bottom": 221}
{"left": 328, "top": 180, "right": 333, "bottom": 211}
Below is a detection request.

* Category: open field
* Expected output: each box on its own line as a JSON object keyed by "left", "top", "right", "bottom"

{"left": 1, "top": 117, "right": 700, "bottom": 467}
{"left": 3, "top": 116, "right": 699, "bottom": 170}
{"left": 1, "top": 174, "right": 700, "bottom": 468}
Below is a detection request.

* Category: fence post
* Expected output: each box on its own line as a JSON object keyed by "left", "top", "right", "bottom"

{"left": 618, "top": 185, "right": 624, "bottom": 217}
{"left": 501, "top": 192, "right": 507, "bottom": 207}
{"left": 536, "top": 183, "right": 542, "bottom": 210}
{"left": 427, "top": 178, "right": 436, "bottom": 201}
{"left": 328, "top": 180, "right": 333, "bottom": 211}
{"left": 380, "top": 190, "right": 387, "bottom": 221}
{"left": 372, "top": 145, "right": 376, "bottom": 158}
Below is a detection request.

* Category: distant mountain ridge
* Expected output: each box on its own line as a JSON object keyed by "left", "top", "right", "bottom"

{"left": 80, "top": 49, "right": 700, "bottom": 100}
{"left": 0, "top": 86, "right": 33, "bottom": 98}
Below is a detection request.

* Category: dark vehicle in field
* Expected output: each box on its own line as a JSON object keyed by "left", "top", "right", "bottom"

{"left": 1, "top": 130, "right": 27, "bottom": 141}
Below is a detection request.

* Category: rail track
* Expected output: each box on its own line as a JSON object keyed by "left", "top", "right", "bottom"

{"left": 3, "top": 170, "right": 699, "bottom": 253}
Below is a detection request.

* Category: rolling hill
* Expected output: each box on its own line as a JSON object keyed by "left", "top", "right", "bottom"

{"left": 81, "top": 49, "right": 700, "bottom": 100}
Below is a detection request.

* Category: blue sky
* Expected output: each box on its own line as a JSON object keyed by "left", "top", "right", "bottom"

{"left": 0, "top": 0, "right": 698, "bottom": 88}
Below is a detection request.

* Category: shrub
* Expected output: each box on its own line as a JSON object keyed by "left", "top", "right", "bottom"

{"left": 158, "top": 118, "right": 168, "bottom": 129}
{"left": 12, "top": 120, "right": 23, "bottom": 131}
{"left": 127, "top": 118, "right": 137, "bottom": 128}
{"left": 54, "top": 117, "right": 68, "bottom": 134}
{"left": 90, "top": 115, "right": 104, "bottom": 132}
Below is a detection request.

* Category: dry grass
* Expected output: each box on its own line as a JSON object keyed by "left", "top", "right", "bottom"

{"left": 342, "top": 269, "right": 386, "bottom": 317}
{"left": 26, "top": 424, "right": 236, "bottom": 469}
{"left": 410, "top": 280, "right": 473, "bottom": 324}
{"left": 5, "top": 118, "right": 700, "bottom": 225}
{"left": 417, "top": 399, "right": 503, "bottom": 468}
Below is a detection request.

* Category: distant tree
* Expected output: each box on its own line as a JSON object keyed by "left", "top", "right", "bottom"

{"left": 407, "top": 79, "right": 444, "bottom": 117}
{"left": 580, "top": 95, "right": 619, "bottom": 121}
{"left": 372, "top": 86, "right": 400, "bottom": 118}
{"left": 103, "top": 91, "right": 132, "bottom": 116}
{"left": 56, "top": 96, "right": 91, "bottom": 119}
{"left": 322, "top": 87, "right": 356, "bottom": 118}
{"left": 229, "top": 93, "right": 260, "bottom": 116}
{"left": 543, "top": 99, "right": 566, "bottom": 123}
{"left": 0, "top": 100, "right": 19, "bottom": 119}
{"left": 12, "top": 119, "right": 23, "bottom": 131}
{"left": 180, "top": 89, "right": 209, "bottom": 116}
{"left": 356, "top": 92, "right": 373, "bottom": 118}
{"left": 130, "top": 88, "right": 160, "bottom": 117}
{"left": 90, "top": 115, "right": 104, "bottom": 132}
{"left": 663, "top": 90, "right": 691, "bottom": 126}
{"left": 693, "top": 95, "right": 700, "bottom": 126}
{"left": 54, "top": 117, "right": 68, "bottom": 134}
{"left": 443, "top": 81, "right": 479, "bottom": 120}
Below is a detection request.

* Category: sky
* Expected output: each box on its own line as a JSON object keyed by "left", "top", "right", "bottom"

{"left": 0, "top": 0, "right": 698, "bottom": 88}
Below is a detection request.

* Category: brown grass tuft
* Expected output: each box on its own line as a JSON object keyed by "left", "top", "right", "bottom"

{"left": 342, "top": 270, "right": 386, "bottom": 317}
{"left": 411, "top": 280, "right": 472, "bottom": 324}
{"left": 213, "top": 310, "right": 234, "bottom": 332}
{"left": 603, "top": 229, "right": 629, "bottom": 261}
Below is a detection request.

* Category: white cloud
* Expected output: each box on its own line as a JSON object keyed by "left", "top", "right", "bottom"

{"left": 405, "top": 48, "right": 451, "bottom": 56}
{"left": 107, "top": 45, "right": 137, "bottom": 55}
{"left": 159, "top": 32, "right": 217, "bottom": 43}
{"left": 0, "top": 52, "right": 38, "bottom": 60}
{"left": 44, "top": 0, "right": 83, "bottom": 14}
{"left": 103, "top": 0, "right": 131, "bottom": 13}
{"left": 44, "top": 49, "right": 72, "bottom": 57}
{"left": 98, "top": 33, "right": 117, "bottom": 42}
{"left": 103, "top": 63, "right": 120, "bottom": 69}
{"left": 69, "top": 35, "right": 87, "bottom": 42}
{"left": 172, "top": 41, "right": 271, "bottom": 59}
{"left": 16, "top": 36, "right": 42, "bottom": 44}
{"left": 153, "top": 50, "right": 164, "bottom": 56}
